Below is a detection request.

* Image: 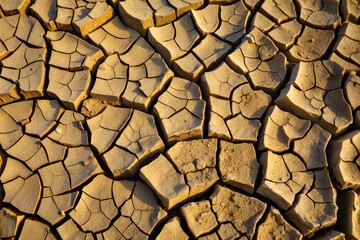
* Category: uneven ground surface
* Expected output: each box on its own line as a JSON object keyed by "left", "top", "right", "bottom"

{"left": 0, "top": 0, "right": 360, "bottom": 239}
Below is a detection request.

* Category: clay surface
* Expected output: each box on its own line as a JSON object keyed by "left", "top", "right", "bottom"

{"left": 0, "top": 1, "right": 359, "bottom": 239}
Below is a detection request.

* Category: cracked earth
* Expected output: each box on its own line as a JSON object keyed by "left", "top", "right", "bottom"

{"left": 0, "top": 0, "right": 359, "bottom": 239}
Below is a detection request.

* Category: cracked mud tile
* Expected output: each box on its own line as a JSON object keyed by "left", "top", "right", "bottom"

{"left": 39, "top": 146, "right": 103, "bottom": 196}
{"left": 296, "top": 0, "right": 341, "bottom": 29}
{"left": 140, "top": 154, "right": 189, "bottom": 209}
{"left": 6, "top": 134, "right": 49, "bottom": 171}
{"left": 259, "top": 105, "right": 329, "bottom": 167}
{"left": 0, "top": 208, "right": 24, "bottom": 239}
{"left": 55, "top": 0, "right": 107, "bottom": 32}
{"left": 191, "top": 1, "right": 251, "bottom": 44}
{"left": 57, "top": 219, "right": 94, "bottom": 240}
{"left": 41, "top": 137, "right": 67, "bottom": 163}
{"left": 329, "top": 52, "right": 360, "bottom": 72}
{"left": 0, "top": 15, "right": 47, "bottom": 101}
{"left": 30, "top": 0, "right": 57, "bottom": 30}
{"left": 337, "top": 190, "right": 360, "bottom": 239}
{"left": 73, "top": 1, "right": 114, "bottom": 37}
{"left": 276, "top": 60, "right": 352, "bottom": 135}
{"left": 25, "top": 99, "right": 64, "bottom": 138}
{"left": 341, "top": 0, "right": 360, "bottom": 23}
{"left": 115, "top": 110, "right": 165, "bottom": 162}
{"left": 46, "top": 31, "right": 104, "bottom": 72}
{"left": 80, "top": 98, "right": 107, "bottom": 118}
{"left": 192, "top": 34, "right": 232, "bottom": 70}
{"left": 88, "top": 16, "right": 140, "bottom": 55}
{"left": 219, "top": 141, "right": 259, "bottom": 193}
{"left": 333, "top": 23, "right": 360, "bottom": 69}
{"left": 141, "top": 139, "right": 218, "bottom": 209}
{"left": 173, "top": 52, "right": 205, "bottom": 81}
{"left": 70, "top": 174, "right": 128, "bottom": 232}
{"left": 217, "top": 223, "right": 241, "bottom": 239}
{"left": 18, "top": 219, "right": 55, "bottom": 240}
{"left": 37, "top": 191, "right": 79, "bottom": 225}
{"left": 226, "top": 28, "right": 287, "bottom": 94}
{"left": 91, "top": 54, "right": 127, "bottom": 104}
{"left": 258, "top": 106, "right": 337, "bottom": 235}
{"left": 0, "top": 79, "right": 21, "bottom": 105}
{"left": 345, "top": 74, "right": 360, "bottom": 111}
{"left": 191, "top": 4, "right": 220, "bottom": 36}
{"left": 0, "top": 0, "right": 30, "bottom": 15}
{"left": 87, "top": 106, "right": 132, "bottom": 154}
{"left": 118, "top": 0, "right": 178, "bottom": 36}
{"left": 97, "top": 181, "right": 167, "bottom": 239}
{"left": 148, "top": 14, "right": 200, "bottom": 65}
{"left": 287, "top": 26, "right": 335, "bottom": 62}
{"left": 268, "top": 19, "right": 302, "bottom": 51}
{"left": 118, "top": 0, "right": 154, "bottom": 36}
{"left": 257, "top": 207, "right": 302, "bottom": 240}
{"left": 48, "top": 110, "right": 88, "bottom": 146}
{"left": 153, "top": 77, "right": 206, "bottom": 142}
{"left": 156, "top": 217, "right": 189, "bottom": 240}
{"left": 103, "top": 109, "right": 164, "bottom": 177}
{"left": 181, "top": 200, "right": 218, "bottom": 238}
{"left": 167, "top": 0, "right": 204, "bottom": 17}
{"left": 259, "top": 0, "right": 296, "bottom": 24}
{"left": 92, "top": 37, "right": 173, "bottom": 110}
{"left": 328, "top": 130, "right": 360, "bottom": 189}
{"left": 0, "top": 102, "right": 33, "bottom": 149}
{"left": 2, "top": 170, "right": 42, "bottom": 214}
{"left": 210, "top": 185, "right": 267, "bottom": 238}
{"left": 120, "top": 37, "right": 174, "bottom": 110}
{"left": 165, "top": 138, "right": 219, "bottom": 197}
{"left": 259, "top": 153, "right": 337, "bottom": 235}
{"left": 250, "top": 12, "right": 275, "bottom": 32}
{"left": 201, "top": 62, "right": 271, "bottom": 141}
{"left": 47, "top": 67, "right": 91, "bottom": 110}
{"left": 215, "top": 1, "right": 251, "bottom": 44}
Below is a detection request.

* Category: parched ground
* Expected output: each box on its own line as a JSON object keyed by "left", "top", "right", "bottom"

{"left": 0, "top": 0, "right": 359, "bottom": 239}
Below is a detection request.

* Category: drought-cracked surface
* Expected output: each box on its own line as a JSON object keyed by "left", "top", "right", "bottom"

{"left": 0, "top": 0, "right": 359, "bottom": 239}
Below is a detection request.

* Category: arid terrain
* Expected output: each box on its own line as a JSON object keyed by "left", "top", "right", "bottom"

{"left": 0, "top": 0, "right": 359, "bottom": 239}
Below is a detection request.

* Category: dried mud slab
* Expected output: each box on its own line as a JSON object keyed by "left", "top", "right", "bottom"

{"left": 333, "top": 22, "right": 360, "bottom": 70}
{"left": 148, "top": 14, "right": 200, "bottom": 66}
{"left": 257, "top": 207, "right": 302, "bottom": 240}
{"left": 191, "top": 1, "right": 251, "bottom": 43}
{"left": 156, "top": 217, "right": 189, "bottom": 240}
{"left": 88, "top": 16, "right": 140, "bottom": 55}
{"left": 0, "top": 14, "right": 46, "bottom": 104}
{"left": 88, "top": 105, "right": 164, "bottom": 177}
{"left": 226, "top": 28, "right": 287, "bottom": 94}
{"left": 140, "top": 139, "right": 218, "bottom": 209}
{"left": 218, "top": 140, "right": 259, "bottom": 193}
{"left": 202, "top": 62, "right": 271, "bottom": 141}
{"left": 328, "top": 130, "right": 360, "bottom": 189}
{"left": 153, "top": 77, "right": 206, "bottom": 142}
{"left": 287, "top": 26, "right": 335, "bottom": 62}
{"left": 210, "top": 185, "right": 267, "bottom": 238}
{"left": 296, "top": 0, "right": 341, "bottom": 29}
{"left": 46, "top": 31, "right": 104, "bottom": 71}
{"left": 276, "top": 60, "right": 352, "bottom": 135}
{"left": 91, "top": 37, "right": 173, "bottom": 110}
{"left": 258, "top": 105, "right": 337, "bottom": 235}
{"left": 260, "top": 0, "right": 296, "bottom": 24}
